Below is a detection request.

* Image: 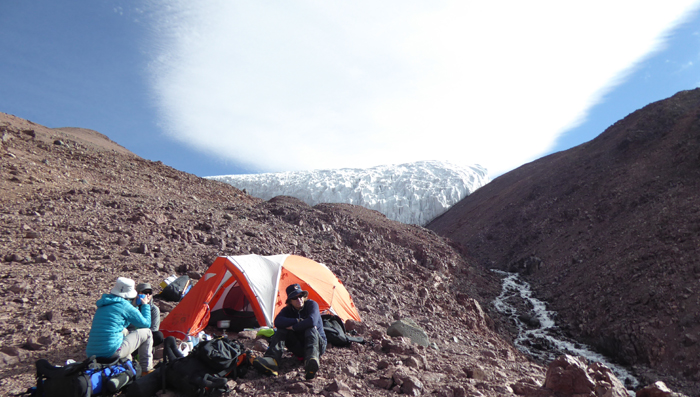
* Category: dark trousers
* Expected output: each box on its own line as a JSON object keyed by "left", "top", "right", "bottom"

{"left": 153, "top": 331, "right": 164, "bottom": 346}
{"left": 265, "top": 327, "right": 326, "bottom": 361}
{"left": 163, "top": 336, "right": 185, "bottom": 361}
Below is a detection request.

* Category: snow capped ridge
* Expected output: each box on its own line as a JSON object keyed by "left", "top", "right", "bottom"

{"left": 207, "top": 160, "right": 489, "bottom": 225}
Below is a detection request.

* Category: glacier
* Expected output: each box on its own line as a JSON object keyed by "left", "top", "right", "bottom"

{"left": 206, "top": 160, "right": 489, "bottom": 226}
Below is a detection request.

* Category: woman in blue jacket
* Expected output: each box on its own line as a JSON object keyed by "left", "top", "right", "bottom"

{"left": 86, "top": 277, "right": 154, "bottom": 372}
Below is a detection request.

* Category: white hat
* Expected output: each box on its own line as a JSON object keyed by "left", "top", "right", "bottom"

{"left": 111, "top": 277, "right": 137, "bottom": 299}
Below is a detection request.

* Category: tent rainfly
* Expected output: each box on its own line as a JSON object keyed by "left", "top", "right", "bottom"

{"left": 160, "top": 254, "right": 361, "bottom": 339}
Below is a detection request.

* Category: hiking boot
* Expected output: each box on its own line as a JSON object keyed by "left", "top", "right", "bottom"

{"left": 252, "top": 357, "right": 279, "bottom": 376}
{"left": 304, "top": 357, "right": 319, "bottom": 380}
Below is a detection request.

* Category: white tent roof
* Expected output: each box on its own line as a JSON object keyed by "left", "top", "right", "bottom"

{"left": 228, "top": 254, "right": 288, "bottom": 327}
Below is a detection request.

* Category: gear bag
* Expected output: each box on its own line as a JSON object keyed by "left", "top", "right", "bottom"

{"left": 35, "top": 355, "right": 141, "bottom": 397}
{"left": 322, "top": 314, "right": 364, "bottom": 347}
{"left": 156, "top": 275, "right": 191, "bottom": 302}
{"left": 161, "top": 336, "right": 249, "bottom": 397}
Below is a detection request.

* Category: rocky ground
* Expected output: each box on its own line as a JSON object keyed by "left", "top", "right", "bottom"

{"left": 0, "top": 112, "right": 644, "bottom": 397}
{"left": 428, "top": 89, "right": 700, "bottom": 396}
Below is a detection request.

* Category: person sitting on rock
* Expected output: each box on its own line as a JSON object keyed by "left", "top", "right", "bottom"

{"left": 128, "top": 282, "right": 164, "bottom": 347}
{"left": 86, "top": 277, "right": 154, "bottom": 373}
{"left": 253, "top": 284, "right": 327, "bottom": 380}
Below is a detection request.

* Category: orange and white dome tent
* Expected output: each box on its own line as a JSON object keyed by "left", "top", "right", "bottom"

{"left": 160, "top": 254, "right": 361, "bottom": 339}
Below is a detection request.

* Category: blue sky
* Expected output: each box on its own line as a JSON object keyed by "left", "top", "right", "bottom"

{"left": 2, "top": 1, "right": 699, "bottom": 178}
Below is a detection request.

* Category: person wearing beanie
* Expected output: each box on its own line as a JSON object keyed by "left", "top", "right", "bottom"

{"left": 128, "top": 283, "right": 164, "bottom": 346}
{"left": 86, "top": 277, "right": 154, "bottom": 373}
{"left": 253, "top": 283, "right": 327, "bottom": 380}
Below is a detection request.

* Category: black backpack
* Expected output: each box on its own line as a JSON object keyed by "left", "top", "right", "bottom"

{"left": 162, "top": 337, "right": 249, "bottom": 397}
{"left": 196, "top": 337, "right": 247, "bottom": 372}
{"left": 157, "top": 275, "right": 190, "bottom": 302}
{"left": 35, "top": 355, "right": 141, "bottom": 397}
{"left": 322, "top": 314, "right": 364, "bottom": 347}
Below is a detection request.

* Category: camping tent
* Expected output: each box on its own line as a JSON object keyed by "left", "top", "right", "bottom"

{"left": 159, "top": 254, "right": 361, "bottom": 339}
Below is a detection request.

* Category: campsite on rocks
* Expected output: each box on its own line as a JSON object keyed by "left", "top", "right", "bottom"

{"left": 2, "top": 90, "right": 700, "bottom": 396}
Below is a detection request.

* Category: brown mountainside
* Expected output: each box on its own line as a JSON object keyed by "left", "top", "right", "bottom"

{"left": 428, "top": 88, "right": 700, "bottom": 394}
{"left": 0, "top": 112, "right": 553, "bottom": 396}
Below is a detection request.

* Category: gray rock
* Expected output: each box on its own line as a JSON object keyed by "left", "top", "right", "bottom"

{"left": 0, "top": 352, "right": 19, "bottom": 368}
{"left": 25, "top": 231, "right": 41, "bottom": 238}
{"left": 325, "top": 380, "right": 354, "bottom": 397}
{"left": 387, "top": 318, "right": 429, "bottom": 347}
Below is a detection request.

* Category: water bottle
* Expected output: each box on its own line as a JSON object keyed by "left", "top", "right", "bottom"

{"left": 186, "top": 334, "right": 199, "bottom": 347}
{"left": 179, "top": 341, "right": 193, "bottom": 356}
{"left": 198, "top": 331, "right": 211, "bottom": 342}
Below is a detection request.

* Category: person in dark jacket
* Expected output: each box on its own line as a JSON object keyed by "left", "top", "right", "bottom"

{"left": 86, "top": 277, "right": 154, "bottom": 372}
{"left": 128, "top": 283, "right": 164, "bottom": 346}
{"left": 253, "top": 284, "right": 327, "bottom": 380}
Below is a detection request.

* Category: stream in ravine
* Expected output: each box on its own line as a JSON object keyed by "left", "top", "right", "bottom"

{"left": 491, "top": 270, "right": 639, "bottom": 392}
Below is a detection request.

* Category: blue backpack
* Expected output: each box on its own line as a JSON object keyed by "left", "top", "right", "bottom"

{"left": 34, "top": 355, "right": 141, "bottom": 396}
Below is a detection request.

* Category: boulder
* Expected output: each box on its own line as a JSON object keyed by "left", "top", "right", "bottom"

{"left": 0, "top": 352, "right": 19, "bottom": 368}
{"left": 636, "top": 381, "right": 689, "bottom": 397}
{"left": 387, "top": 318, "right": 429, "bottom": 347}
{"left": 544, "top": 355, "right": 595, "bottom": 394}
{"left": 543, "top": 355, "right": 628, "bottom": 397}
{"left": 400, "top": 375, "right": 423, "bottom": 396}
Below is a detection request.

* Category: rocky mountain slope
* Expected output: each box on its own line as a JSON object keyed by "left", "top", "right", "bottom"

{"left": 0, "top": 112, "right": 599, "bottom": 396}
{"left": 428, "top": 89, "right": 700, "bottom": 396}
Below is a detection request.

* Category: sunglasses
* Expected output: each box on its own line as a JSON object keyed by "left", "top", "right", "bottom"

{"left": 290, "top": 296, "right": 304, "bottom": 301}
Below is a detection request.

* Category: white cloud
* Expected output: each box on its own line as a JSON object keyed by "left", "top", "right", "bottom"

{"left": 144, "top": 0, "right": 700, "bottom": 177}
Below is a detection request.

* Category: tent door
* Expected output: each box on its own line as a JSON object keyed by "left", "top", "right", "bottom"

{"left": 209, "top": 280, "right": 259, "bottom": 331}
